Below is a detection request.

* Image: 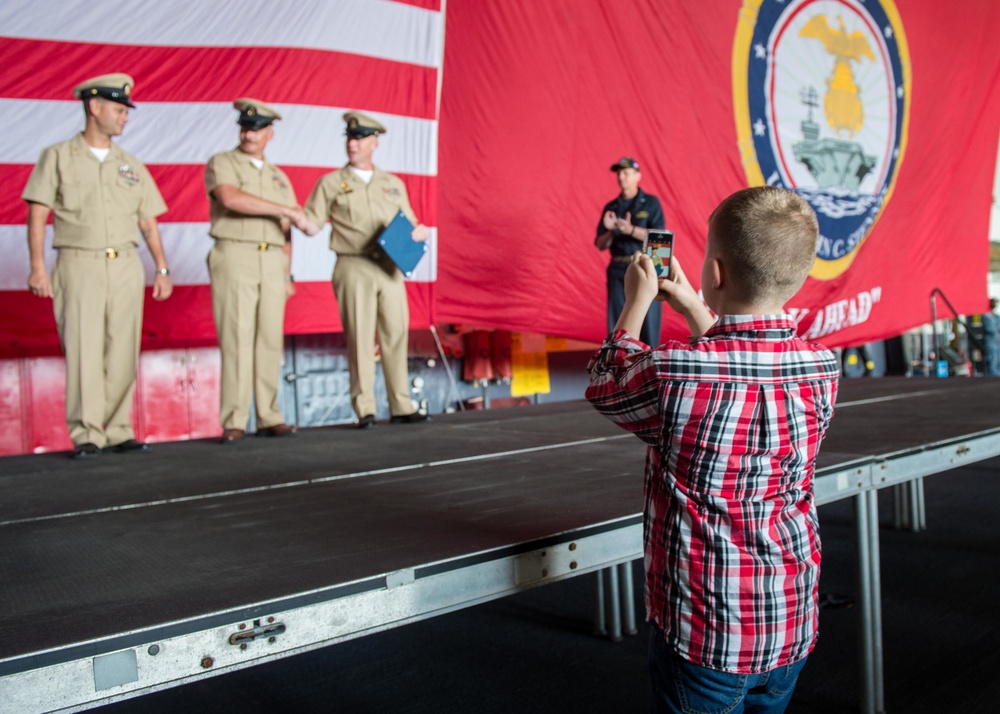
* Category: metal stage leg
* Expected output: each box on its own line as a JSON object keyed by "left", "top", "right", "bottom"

{"left": 594, "top": 564, "right": 639, "bottom": 640}
{"left": 605, "top": 565, "right": 623, "bottom": 641}
{"left": 914, "top": 477, "right": 927, "bottom": 531}
{"left": 593, "top": 570, "right": 607, "bottom": 636}
{"left": 892, "top": 483, "right": 909, "bottom": 530}
{"left": 855, "top": 489, "right": 886, "bottom": 714}
{"left": 618, "top": 561, "right": 638, "bottom": 636}
{"left": 893, "top": 479, "right": 927, "bottom": 532}
{"left": 907, "top": 479, "right": 921, "bottom": 532}
{"left": 865, "top": 489, "right": 886, "bottom": 714}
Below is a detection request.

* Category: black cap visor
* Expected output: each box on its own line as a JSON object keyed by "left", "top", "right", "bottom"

{"left": 84, "top": 87, "right": 136, "bottom": 109}
{"left": 238, "top": 117, "right": 275, "bottom": 130}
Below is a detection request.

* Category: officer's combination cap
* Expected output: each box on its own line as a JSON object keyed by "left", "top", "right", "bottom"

{"left": 610, "top": 156, "right": 640, "bottom": 172}
{"left": 344, "top": 111, "right": 386, "bottom": 139}
{"left": 73, "top": 73, "right": 137, "bottom": 108}
{"left": 233, "top": 98, "right": 282, "bottom": 130}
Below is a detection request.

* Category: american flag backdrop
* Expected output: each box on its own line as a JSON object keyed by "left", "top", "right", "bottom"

{"left": 0, "top": 0, "right": 443, "bottom": 352}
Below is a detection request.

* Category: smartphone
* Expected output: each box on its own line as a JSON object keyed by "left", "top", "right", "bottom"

{"left": 644, "top": 230, "right": 674, "bottom": 280}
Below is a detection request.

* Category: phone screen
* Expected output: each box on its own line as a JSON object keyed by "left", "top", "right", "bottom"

{"left": 644, "top": 230, "right": 674, "bottom": 280}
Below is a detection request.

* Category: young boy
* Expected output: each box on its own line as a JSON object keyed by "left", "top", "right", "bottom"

{"left": 586, "top": 187, "right": 840, "bottom": 713}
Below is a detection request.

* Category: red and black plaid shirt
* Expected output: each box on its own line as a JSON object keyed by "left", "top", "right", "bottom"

{"left": 586, "top": 315, "right": 839, "bottom": 673}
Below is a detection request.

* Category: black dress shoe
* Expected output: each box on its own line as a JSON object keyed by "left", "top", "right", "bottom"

{"left": 220, "top": 428, "right": 245, "bottom": 444}
{"left": 389, "top": 412, "right": 431, "bottom": 424}
{"left": 357, "top": 414, "right": 376, "bottom": 429}
{"left": 257, "top": 424, "right": 297, "bottom": 437}
{"left": 107, "top": 439, "right": 149, "bottom": 454}
{"left": 72, "top": 443, "right": 101, "bottom": 460}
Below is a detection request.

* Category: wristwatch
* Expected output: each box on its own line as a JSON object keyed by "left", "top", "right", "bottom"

{"left": 157, "top": 267, "right": 170, "bottom": 276}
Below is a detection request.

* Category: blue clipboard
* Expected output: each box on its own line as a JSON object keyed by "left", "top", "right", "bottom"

{"left": 376, "top": 210, "right": 428, "bottom": 278}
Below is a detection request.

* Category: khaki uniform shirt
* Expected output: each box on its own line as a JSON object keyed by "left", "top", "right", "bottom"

{"left": 205, "top": 149, "right": 297, "bottom": 245}
{"left": 21, "top": 133, "right": 167, "bottom": 249}
{"left": 304, "top": 166, "right": 417, "bottom": 253}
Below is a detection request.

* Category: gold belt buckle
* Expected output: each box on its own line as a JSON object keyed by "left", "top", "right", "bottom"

{"left": 258, "top": 242, "right": 269, "bottom": 252}
{"left": 105, "top": 248, "right": 118, "bottom": 259}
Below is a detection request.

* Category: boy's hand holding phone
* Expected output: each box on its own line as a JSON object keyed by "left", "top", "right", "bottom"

{"left": 657, "top": 256, "right": 716, "bottom": 338}
{"left": 623, "top": 229, "right": 678, "bottom": 324}
{"left": 624, "top": 252, "right": 660, "bottom": 306}
{"left": 655, "top": 256, "right": 695, "bottom": 307}
{"left": 616, "top": 230, "right": 716, "bottom": 341}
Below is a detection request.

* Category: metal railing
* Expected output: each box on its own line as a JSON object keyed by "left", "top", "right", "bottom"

{"left": 929, "top": 287, "right": 986, "bottom": 373}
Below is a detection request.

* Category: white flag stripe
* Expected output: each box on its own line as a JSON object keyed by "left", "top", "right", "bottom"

{"left": 287, "top": 224, "right": 439, "bottom": 284}
{"left": 0, "top": 224, "right": 437, "bottom": 288}
{"left": 1, "top": 100, "right": 438, "bottom": 176}
{"left": 0, "top": 0, "right": 443, "bottom": 68}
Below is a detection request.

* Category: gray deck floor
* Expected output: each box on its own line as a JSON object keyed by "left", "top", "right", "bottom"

{"left": 92, "top": 457, "right": 1000, "bottom": 714}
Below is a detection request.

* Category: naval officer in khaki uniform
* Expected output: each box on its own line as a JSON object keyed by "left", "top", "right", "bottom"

{"left": 206, "top": 98, "right": 312, "bottom": 443}
{"left": 22, "top": 73, "right": 172, "bottom": 460}
{"left": 303, "top": 112, "right": 429, "bottom": 428}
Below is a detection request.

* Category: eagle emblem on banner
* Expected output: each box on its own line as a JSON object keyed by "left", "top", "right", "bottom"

{"left": 733, "top": 0, "right": 911, "bottom": 280}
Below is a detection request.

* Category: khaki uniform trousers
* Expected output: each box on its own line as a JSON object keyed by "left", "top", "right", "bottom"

{"left": 208, "top": 240, "right": 288, "bottom": 431}
{"left": 334, "top": 255, "right": 412, "bottom": 418}
{"left": 52, "top": 247, "right": 144, "bottom": 447}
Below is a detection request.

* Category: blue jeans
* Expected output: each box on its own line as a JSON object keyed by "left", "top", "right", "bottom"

{"left": 648, "top": 627, "right": 807, "bottom": 714}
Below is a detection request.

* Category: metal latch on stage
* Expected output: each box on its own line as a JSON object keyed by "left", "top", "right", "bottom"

{"left": 228, "top": 619, "right": 286, "bottom": 646}
{"left": 514, "top": 542, "right": 582, "bottom": 585}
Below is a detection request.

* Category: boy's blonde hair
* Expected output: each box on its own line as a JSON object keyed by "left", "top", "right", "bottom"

{"left": 708, "top": 186, "right": 819, "bottom": 305}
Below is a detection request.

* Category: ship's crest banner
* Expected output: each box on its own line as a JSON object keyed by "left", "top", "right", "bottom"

{"left": 434, "top": 0, "right": 1000, "bottom": 349}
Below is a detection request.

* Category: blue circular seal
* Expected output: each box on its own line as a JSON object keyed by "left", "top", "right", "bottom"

{"left": 734, "top": 0, "right": 910, "bottom": 279}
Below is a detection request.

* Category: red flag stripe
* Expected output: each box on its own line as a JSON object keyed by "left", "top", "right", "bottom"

{"left": 391, "top": 0, "right": 441, "bottom": 9}
{"left": 0, "top": 38, "right": 437, "bottom": 119}
{"left": 1, "top": 0, "right": 442, "bottom": 67}
{"left": 0, "top": 165, "right": 437, "bottom": 227}
{"left": 0, "top": 281, "right": 435, "bottom": 357}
